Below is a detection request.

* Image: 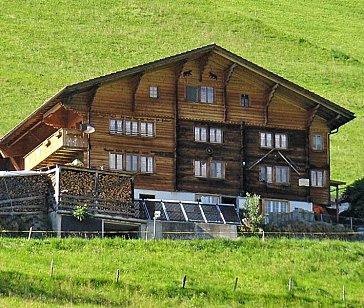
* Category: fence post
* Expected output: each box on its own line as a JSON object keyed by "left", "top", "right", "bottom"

{"left": 342, "top": 285, "right": 346, "bottom": 303}
{"left": 350, "top": 217, "right": 353, "bottom": 230}
{"left": 288, "top": 278, "right": 293, "bottom": 294}
{"left": 234, "top": 277, "right": 238, "bottom": 291}
{"left": 28, "top": 227, "right": 33, "bottom": 240}
{"left": 181, "top": 275, "right": 187, "bottom": 288}
{"left": 50, "top": 258, "right": 54, "bottom": 277}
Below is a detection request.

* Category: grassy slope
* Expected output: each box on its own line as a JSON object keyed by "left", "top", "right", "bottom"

{"left": 0, "top": 238, "right": 363, "bottom": 307}
{"left": 0, "top": 0, "right": 363, "bottom": 183}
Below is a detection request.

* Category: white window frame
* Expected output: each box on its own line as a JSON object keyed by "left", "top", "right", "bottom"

{"left": 210, "top": 161, "right": 225, "bottom": 179}
{"left": 201, "top": 86, "right": 214, "bottom": 104}
{"left": 141, "top": 122, "right": 154, "bottom": 137}
{"left": 260, "top": 166, "right": 273, "bottom": 183}
{"left": 141, "top": 156, "right": 154, "bottom": 173}
{"left": 109, "top": 153, "right": 123, "bottom": 170}
{"left": 194, "top": 127, "right": 207, "bottom": 142}
{"left": 109, "top": 119, "right": 123, "bottom": 134}
{"left": 265, "top": 200, "right": 289, "bottom": 214}
{"left": 275, "top": 166, "right": 289, "bottom": 184}
{"left": 126, "top": 154, "right": 139, "bottom": 172}
{"left": 149, "top": 86, "right": 158, "bottom": 98}
{"left": 210, "top": 128, "right": 223, "bottom": 143}
{"left": 260, "top": 132, "right": 273, "bottom": 148}
{"left": 311, "top": 170, "right": 324, "bottom": 187}
{"left": 312, "top": 134, "right": 323, "bottom": 151}
{"left": 197, "top": 194, "right": 220, "bottom": 205}
{"left": 194, "top": 160, "right": 207, "bottom": 177}
{"left": 275, "top": 133, "right": 287, "bottom": 149}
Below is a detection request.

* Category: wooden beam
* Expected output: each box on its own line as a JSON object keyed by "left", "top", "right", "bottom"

{"left": 224, "top": 63, "right": 237, "bottom": 86}
{"left": 328, "top": 114, "right": 341, "bottom": 127}
{"left": 198, "top": 52, "right": 212, "bottom": 82}
{"left": 265, "top": 84, "right": 279, "bottom": 124}
{"left": 306, "top": 104, "right": 320, "bottom": 128}
{"left": 8, "top": 121, "right": 43, "bottom": 147}
{"left": 9, "top": 156, "right": 22, "bottom": 171}
{"left": 131, "top": 73, "right": 144, "bottom": 112}
{"left": 223, "top": 63, "right": 237, "bottom": 121}
{"left": 175, "top": 59, "right": 188, "bottom": 79}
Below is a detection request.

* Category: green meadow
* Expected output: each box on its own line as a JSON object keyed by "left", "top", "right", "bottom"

{"left": 0, "top": 237, "right": 363, "bottom": 307}
{"left": 1, "top": 0, "right": 363, "bottom": 183}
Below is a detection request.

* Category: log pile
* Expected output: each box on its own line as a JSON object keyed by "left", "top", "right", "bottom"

{"left": 98, "top": 173, "right": 132, "bottom": 202}
{"left": 57, "top": 167, "right": 134, "bottom": 215}
{"left": 60, "top": 170, "right": 95, "bottom": 196}
{"left": 0, "top": 174, "right": 49, "bottom": 213}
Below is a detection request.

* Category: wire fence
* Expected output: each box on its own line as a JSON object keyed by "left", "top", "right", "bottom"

{"left": 1, "top": 229, "right": 363, "bottom": 241}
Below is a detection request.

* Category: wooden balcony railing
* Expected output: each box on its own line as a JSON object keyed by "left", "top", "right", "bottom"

{"left": 24, "top": 128, "right": 87, "bottom": 170}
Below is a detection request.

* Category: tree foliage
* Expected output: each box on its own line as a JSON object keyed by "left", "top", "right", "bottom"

{"left": 243, "top": 193, "right": 264, "bottom": 231}
{"left": 342, "top": 178, "right": 364, "bottom": 218}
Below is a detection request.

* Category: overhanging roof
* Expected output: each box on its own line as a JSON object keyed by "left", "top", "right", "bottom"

{"left": 0, "top": 44, "right": 355, "bottom": 149}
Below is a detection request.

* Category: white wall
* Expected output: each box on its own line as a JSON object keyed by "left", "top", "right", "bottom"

{"left": 134, "top": 189, "right": 195, "bottom": 202}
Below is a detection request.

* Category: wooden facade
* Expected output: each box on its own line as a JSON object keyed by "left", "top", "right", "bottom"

{"left": 0, "top": 45, "right": 355, "bottom": 207}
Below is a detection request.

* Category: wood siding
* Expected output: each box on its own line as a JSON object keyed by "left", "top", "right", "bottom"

{"left": 8, "top": 50, "right": 337, "bottom": 206}
{"left": 177, "top": 120, "right": 241, "bottom": 195}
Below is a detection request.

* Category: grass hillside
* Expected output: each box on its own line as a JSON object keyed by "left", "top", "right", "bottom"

{"left": 0, "top": 237, "right": 363, "bottom": 307}
{"left": 1, "top": 0, "right": 363, "bottom": 184}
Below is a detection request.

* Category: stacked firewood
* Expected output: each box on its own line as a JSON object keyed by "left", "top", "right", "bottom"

{"left": 59, "top": 170, "right": 95, "bottom": 196}
{"left": 98, "top": 174, "right": 132, "bottom": 202}
{"left": 0, "top": 175, "right": 49, "bottom": 200}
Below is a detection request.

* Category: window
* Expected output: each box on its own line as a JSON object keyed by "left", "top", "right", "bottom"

{"left": 201, "top": 86, "right": 214, "bottom": 103}
{"left": 210, "top": 128, "right": 223, "bottom": 143}
{"left": 109, "top": 153, "right": 123, "bottom": 170}
{"left": 260, "top": 132, "right": 273, "bottom": 148}
{"left": 186, "top": 86, "right": 214, "bottom": 103}
{"left": 260, "top": 166, "right": 273, "bottom": 183}
{"left": 311, "top": 170, "right": 324, "bottom": 187}
{"left": 241, "top": 94, "right": 250, "bottom": 107}
{"left": 275, "top": 166, "right": 289, "bottom": 184}
{"left": 149, "top": 86, "right": 158, "bottom": 98}
{"left": 197, "top": 194, "right": 220, "bottom": 204}
{"left": 194, "top": 127, "right": 207, "bottom": 142}
{"left": 210, "top": 161, "right": 225, "bottom": 179}
{"left": 194, "top": 160, "right": 207, "bottom": 177}
{"left": 126, "top": 154, "right": 138, "bottom": 172}
{"left": 109, "top": 120, "right": 123, "bottom": 134}
{"left": 186, "top": 85, "right": 199, "bottom": 102}
{"left": 141, "top": 156, "right": 154, "bottom": 173}
{"left": 141, "top": 122, "right": 154, "bottom": 137}
{"left": 265, "top": 200, "right": 289, "bottom": 214}
{"left": 125, "top": 121, "right": 139, "bottom": 136}
{"left": 275, "top": 133, "right": 287, "bottom": 149}
{"left": 312, "top": 134, "right": 323, "bottom": 151}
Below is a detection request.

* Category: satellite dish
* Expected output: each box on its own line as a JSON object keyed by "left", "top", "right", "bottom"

{"left": 80, "top": 123, "right": 96, "bottom": 134}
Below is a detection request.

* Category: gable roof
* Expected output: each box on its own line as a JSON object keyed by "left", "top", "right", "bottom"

{"left": 0, "top": 44, "right": 355, "bottom": 148}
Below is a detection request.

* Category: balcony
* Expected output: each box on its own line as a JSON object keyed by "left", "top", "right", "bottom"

{"left": 24, "top": 128, "right": 87, "bottom": 170}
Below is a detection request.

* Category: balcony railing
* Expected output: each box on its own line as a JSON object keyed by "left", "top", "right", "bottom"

{"left": 24, "top": 128, "right": 86, "bottom": 170}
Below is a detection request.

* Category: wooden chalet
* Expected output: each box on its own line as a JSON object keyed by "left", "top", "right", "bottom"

{"left": 0, "top": 44, "right": 355, "bottom": 216}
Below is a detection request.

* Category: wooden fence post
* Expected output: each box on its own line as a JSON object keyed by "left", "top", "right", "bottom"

{"left": 28, "top": 227, "right": 33, "bottom": 240}
{"left": 234, "top": 277, "right": 238, "bottom": 291}
{"left": 50, "top": 258, "right": 54, "bottom": 277}
{"left": 181, "top": 275, "right": 186, "bottom": 288}
{"left": 342, "top": 285, "right": 346, "bottom": 303}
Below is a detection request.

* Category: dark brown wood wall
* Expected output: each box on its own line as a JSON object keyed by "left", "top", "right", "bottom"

{"left": 176, "top": 120, "right": 241, "bottom": 195}
{"left": 243, "top": 126, "right": 309, "bottom": 201}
